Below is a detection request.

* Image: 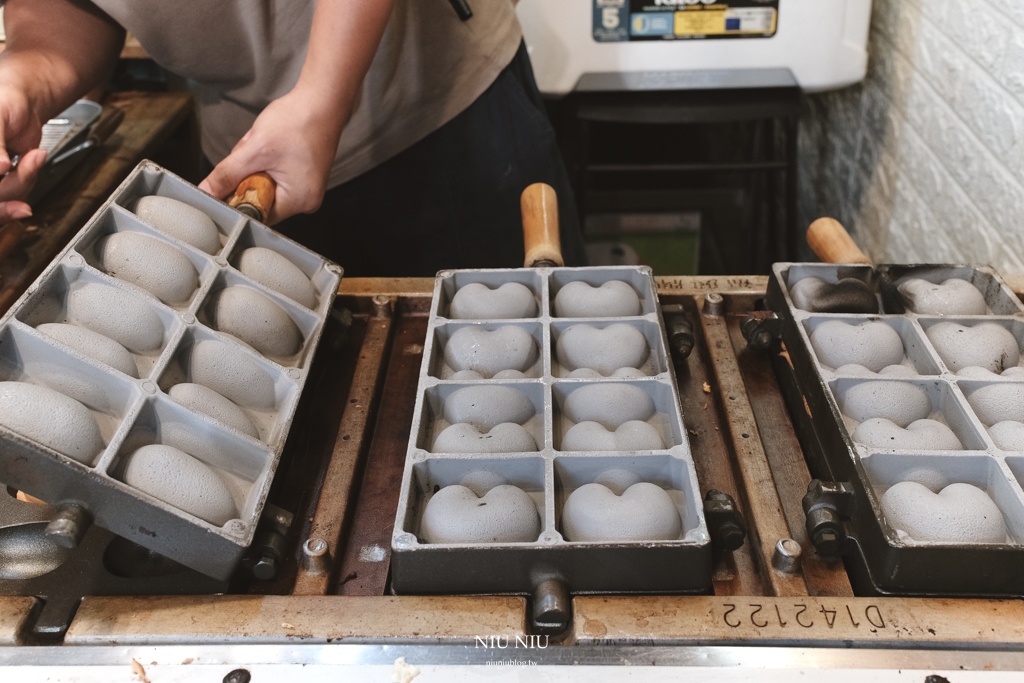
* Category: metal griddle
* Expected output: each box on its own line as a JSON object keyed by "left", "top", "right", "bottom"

{"left": 752, "top": 218, "right": 1024, "bottom": 597}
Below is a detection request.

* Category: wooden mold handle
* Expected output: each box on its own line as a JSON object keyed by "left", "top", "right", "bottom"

{"left": 521, "top": 182, "right": 564, "bottom": 268}
{"left": 806, "top": 217, "right": 872, "bottom": 265}
{"left": 229, "top": 172, "right": 276, "bottom": 223}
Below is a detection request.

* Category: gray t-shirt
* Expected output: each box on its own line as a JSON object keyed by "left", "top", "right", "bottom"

{"left": 92, "top": 0, "right": 522, "bottom": 188}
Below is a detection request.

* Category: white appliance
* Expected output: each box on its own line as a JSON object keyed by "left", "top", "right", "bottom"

{"left": 516, "top": 0, "right": 872, "bottom": 94}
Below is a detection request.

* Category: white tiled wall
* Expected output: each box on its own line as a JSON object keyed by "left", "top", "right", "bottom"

{"left": 799, "top": 0, "right": 1024, "bottom": 272}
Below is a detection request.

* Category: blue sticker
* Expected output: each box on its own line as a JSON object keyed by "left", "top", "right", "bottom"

{"left": 725, "top": 17, "right": 741, "bottom": 31}
{"left": 593, "top": 0, "right": 629, "bottom": 42}
{"left": 630, "top": 12, "right": 674, "bottom": 37}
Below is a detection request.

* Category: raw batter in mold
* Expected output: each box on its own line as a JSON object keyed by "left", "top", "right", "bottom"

{"left": 554, "top": 281, "right": 641, "bottom": 318}
{"left": 880, "top": 481, "right": 1007, "bottom": 544}
{"left": 841, "top": 381, "right": 931, "bottom": 426}
{"left": 443, "top": 326, "right": 538, "bottom": 378}
{"left": 449, "top": 282, "right": 537, "bottom": 319}
{"left": 852, "top": 418, "right": 962, "bottom": 450}
{"left": 124, "top": 444, "right": 238, "bottom": 526}
{"left": 556, "top": 323, "right": 649, "bottom": 376}
{"left": 898, "top": 278, "right": 987, "bottom": 315}
{"left": 810, "top": 320, "right": 904, "bottom": 372}
{"left": 926, "top": 322, "right": 1019, "bottom": 373}
{"left": 789, "top": 277, "right": 877, "bottom": 313}
{"left": 432, "top": 422, "right": 537, "bottom": 453}
{"left": 562, "top": 482, "right": 681, "bottom": 542}
{"left": 420, "top": 484, "right": 540, "bottom": 544}
{"left": 562, "top": 420, "right": 663, "bottom": 451}
{"left": 133, "top": 196, "right": 221, "bottom": 254}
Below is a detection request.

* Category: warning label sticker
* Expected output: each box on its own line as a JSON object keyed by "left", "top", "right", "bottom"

{"left": 593, "top": 0, "right": 779, "bottom": 42}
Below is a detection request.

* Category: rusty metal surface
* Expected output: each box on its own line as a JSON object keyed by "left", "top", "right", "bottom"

{"left": 65, "top": 595, "right": 526, "bottom": 644}
{"left": 292, "top": 298, "right": 396, "bottom": 595}
{"left": 573, "top": 595, "right": 1024, "bottom": 648}
{"left": 336, "top": 313, "right": 428, "bottom": 595}
{"left": 662, "top": 295, "right": 765, "bottom": 596}
{"left": 727, "top": 316, "right": 853, "bottom": 597}
{"left": 0, "top": 597, "right": 34, "bottom": 645}
{"left": 697, "top": 301, "right": 809, "bottom": 598}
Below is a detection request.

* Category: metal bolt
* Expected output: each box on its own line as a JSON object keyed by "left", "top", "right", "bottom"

{"left": 44, "top": 504, "right": 91, "bottom": 549}
{"left": 393, "top": 533, "right": 416, "bottom": 549}
{"left": 372, "top": 294, "right": 392, "bottom": 319}
{"left": 533, "top": 579, "right": 570, "bottom": 635}
{"left": 772, "top": 538, "right": 803, "bottom": 574}
{"left": 703, "top": 292, "right": 725, "bottom": 317}
{"left": 302, "top": 537, "right": 330, "bottom": 575}
{"left": 223, "top": 669, "right": 251, "bottom": 683}
{"left": 251, "top": 553, "right": 278, "bottom": 581}
{"left": 813, "top": 528, "right": 841, "bottom": 556}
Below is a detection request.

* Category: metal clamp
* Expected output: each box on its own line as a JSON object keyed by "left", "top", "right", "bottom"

{"left": 661, "top": 304, "right": 695, "bottom": 360}
{"left": 244, "top": 504, "right": 294, "bottom": 581}
{"left": 740, "top": 313, "right": 783, "bottom": 350}
{"left": 802, "top": 480, "right": 855, "bottom": 557}
{"left": 703, "top": 489, "right": 747, "bottom": 551}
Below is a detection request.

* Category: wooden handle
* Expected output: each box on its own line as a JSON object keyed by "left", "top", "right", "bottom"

{"left": 229, "top": 172, "right": 276, "bottom": 223}
{"left": 521, "top": 182, "right": 564, "bottom": 268}
{"left": 806, "top": 217, "right": 872, "bottom": 265}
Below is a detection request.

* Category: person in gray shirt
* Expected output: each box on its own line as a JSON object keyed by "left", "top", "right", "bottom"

{"left": 0, "top": 0, "right": 583, "bottom": 275}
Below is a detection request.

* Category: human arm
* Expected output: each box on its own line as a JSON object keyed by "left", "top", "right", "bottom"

{"left": 198, "top": 0, "right": 395, "bottom": 224}
{"left": 1, "top": 0, "right": 124, "bottom": 167}
{"left": 0, "top": 0, "right": 124, "bottom": 215}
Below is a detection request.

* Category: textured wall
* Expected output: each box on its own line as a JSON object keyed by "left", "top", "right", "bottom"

{"left": 798, "top": 0, "right": 1024, "bottom": 271}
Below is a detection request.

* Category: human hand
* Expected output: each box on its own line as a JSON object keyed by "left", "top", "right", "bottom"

{"left": 198, "top": 87, "right": 341, "bottom": 224}
{"left": 0, "top": 148, "right": 47, "bottom": 222}
{"left": 0, "top": 85, "right": 44, "bottom": 173}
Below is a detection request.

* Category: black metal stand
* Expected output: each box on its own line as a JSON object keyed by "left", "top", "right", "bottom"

{"left": 548, "top": 86, "right": 802, "bottom": 274}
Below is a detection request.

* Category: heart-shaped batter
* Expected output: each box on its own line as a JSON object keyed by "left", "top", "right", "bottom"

{"left": 898, "top": 278, "right": 987, "bottom": 315}
{"left": 443, "top": 385, "right": 535, "bottom": 430}
{"left": 789, "top": 277, "right": 878, "bottom": 313}
{"left": 449, "top": 282, "right": 537, "bottom": 319}
{"left": 965, "top": 383, "right": 1024, "bottom": 425}
{"left": 562, "top": 420, "right": 664, "bottom": 451}
{"left": 556, "top": 324, "right": 649, "bottom": 376}
{"left": 835, "top": 364, "right": 917, "bottom": 378}
{"left": 554, "top": 280, "right": 641, "bottom": 318}
{"left": 840, "top": 381, "right": 931, "bottom": 426}
{"left": 989, "top": 421, "right": 1024, "bottom": 451}
{"left": 432, "top": 422, "right": 537, "bottom": 453}
{"left": 880, "top": 481, "right": 1007, "bottom": 544}
{"left": 419, "top": 484, "right": 540, "bottom": 544}
{"left": 810, "top": 320, "right": 904, "bottom": 372}
{"left": 562, "top": 482, "right": 681, "bottom": 542}
{"left": 562, "top": 383, "right": 656, "bottom": 429}
{"left": 443, "top": 326, "right": 538, "bottom": 378}
{"left": 926, "top": 322, "right": 1019, "bottom": 373}
{"left": 851, "top": 418, "right": 961, "bottom": 450}
{"left": 567, "top": 367, "right": 646, "bottom": 379}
